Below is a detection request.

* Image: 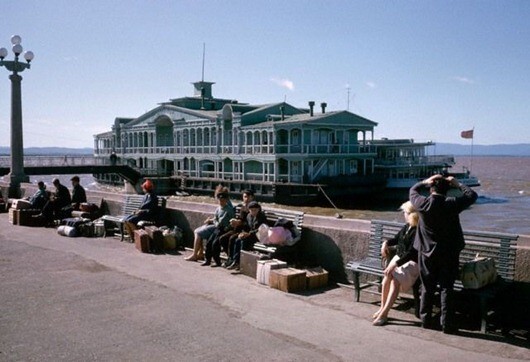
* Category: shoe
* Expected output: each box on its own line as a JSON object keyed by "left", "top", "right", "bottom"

{"left": 372, "top": 310, "right": 381, "bottom": 320}
{"left": 372, "top": 317, "right": 388, "bottom": 326}
{"left": 226, "top": 262, "right": 238, "bottom": 270}
{"left": 185, "top": 255, "right": 198, "bottom": 262}
{"left": 200, "top": 261, "right": 211, "bottom": 266}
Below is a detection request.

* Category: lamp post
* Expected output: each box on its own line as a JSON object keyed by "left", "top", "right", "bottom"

{"left": 0, "top": 35, "right": 34, "bottom": 198}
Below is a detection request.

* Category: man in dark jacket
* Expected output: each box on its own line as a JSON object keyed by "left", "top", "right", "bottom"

{"left": 70, "top": 176, "right": 87, "bottom": 211}
{"left": 40, "top": 178, "right": 72, "bottom": 222}
{"left": 409, "top": 174, "right": 478, "bottom": 334}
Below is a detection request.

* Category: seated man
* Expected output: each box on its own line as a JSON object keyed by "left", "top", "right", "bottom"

{"left": 227, "top": 201, "right": 268, "bottom": 271}
{"left": 123, "top": 180, "right": 159, "bottom": 238}
{"left": 70, "top": 176, "right": 87, "bottom": 211}
{"left": 39, "top": 178, "right": 72, "bottom": 223}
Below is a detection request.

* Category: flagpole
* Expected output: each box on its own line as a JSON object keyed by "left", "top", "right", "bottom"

{"left": 470, "top": 127, "right": 474, "bottom": 173}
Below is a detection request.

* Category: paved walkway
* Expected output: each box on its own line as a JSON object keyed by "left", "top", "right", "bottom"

{"left": 0, "top": 214, "right": 528, "bottom": 361}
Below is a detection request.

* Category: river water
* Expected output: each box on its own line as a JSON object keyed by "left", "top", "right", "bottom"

{"left": 18, "top": 156, "right": 530, "bottom": 236}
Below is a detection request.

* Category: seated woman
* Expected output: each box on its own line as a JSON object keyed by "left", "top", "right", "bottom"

{"left": 186, "top": 189, "right": 235, "bottom": 262}
{"left": 372, "top": 201, "right": 420, "bottom": 326}
{"left": 123, "top": 180, "right": 159, "bottom": 238}
{"left": 227, "top": 201, "right": 268, "bottom": 271}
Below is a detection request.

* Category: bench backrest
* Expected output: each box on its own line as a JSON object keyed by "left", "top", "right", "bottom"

{"left": 234, "top": 205, "right": 304, "bottom": 233}
{"left": 121, "top": 194, "right": 167, "bottom": 216}
{"left": 370, "top": 219, "right": 519, "bottom": 281}
{"left": 369, "top": 220, "right": 403, "bottom": 259}
{"left": 458, "top": 230, "right": 518, "bottom": 281}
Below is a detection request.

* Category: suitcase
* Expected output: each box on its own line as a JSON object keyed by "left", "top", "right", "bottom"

{"left": 134, "top": 229, "right": 150, "bottom": 253}
{"left": 240, "top": 250, "right": 270, "bottom": 278}
{"left": 12, "top": 199, "right": 32, "bottom": 210}
{"left": 144, "top": 225, "right": 164, "bottom": 253}
{"left": 18, "top": 209, "right": 44, "bottom": 227}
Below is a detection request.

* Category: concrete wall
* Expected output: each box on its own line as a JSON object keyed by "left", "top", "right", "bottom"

{"left": 6, "top": 184, "right": 530, "bottom": 284}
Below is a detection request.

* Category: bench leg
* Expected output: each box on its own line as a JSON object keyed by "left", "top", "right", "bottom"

{"left": 479, "top": 296, "right": 488, "bottom": 334}
{"left": 353, "top": 272, "right": 361, "bottom": 302}
{"left": 120, "top": 224, "right": 126, "bottom": 242}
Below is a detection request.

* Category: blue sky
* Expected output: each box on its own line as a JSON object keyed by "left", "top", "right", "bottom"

{"left": 0, "top": 0, "right": 529, "bottom": 148}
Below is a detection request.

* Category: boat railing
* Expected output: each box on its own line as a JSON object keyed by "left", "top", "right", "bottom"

{"left": 376, "top": 155, "right": 455, "bottom": 166}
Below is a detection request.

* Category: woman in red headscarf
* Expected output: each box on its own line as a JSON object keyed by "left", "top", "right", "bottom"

{"left": 123, "top": 179, "right": 159, "bottom": 238}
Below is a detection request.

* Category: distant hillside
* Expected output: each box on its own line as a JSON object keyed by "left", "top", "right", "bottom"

{"left": 434, "top": 143, "right": 530, "bottom": 156}
{"left": 0, "top": 147, "right": 93, "bottom": 155}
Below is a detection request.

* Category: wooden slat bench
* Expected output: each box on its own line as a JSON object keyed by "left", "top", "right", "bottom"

{"left": 101, "top": 194, "right": 167, "bottom": 241}
{"left": 346, "top": 219, "right": 518, "bottom": 333}
{"left": 234, "top": 205, "right": 304, "bottom": 263}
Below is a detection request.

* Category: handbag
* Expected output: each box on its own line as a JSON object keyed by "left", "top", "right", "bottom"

{"left": 460, "top": 254, "right": 497, "bottom": 289}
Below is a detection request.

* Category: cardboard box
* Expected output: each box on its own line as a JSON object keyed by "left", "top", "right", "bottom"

{"left": 269, "top": 268, "right": 307, "bottom": 293}
{"left": 256, "top": 259, "right": 288, "bottom": 285}
{"left": 240, "top": 250, "right": 270, "bottom": 278}
{"left": 9, "top": 208, "right": 18, "bottom": 225}
{"left": 305, "top": 267, "right": 329, "bottom": 289}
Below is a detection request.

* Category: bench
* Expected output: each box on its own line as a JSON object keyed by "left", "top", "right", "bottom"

{"left": 346, "top": 219, "right": 518, "bottom": 333}
{"left": 234, "top": 205, "right": 304, "bottom": 263}
{"left": 101, "top": 194, "right": 167, "bottom": 241}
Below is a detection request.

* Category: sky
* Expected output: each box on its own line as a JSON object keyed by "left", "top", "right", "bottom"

{"left": 0, "top": 0, "right": 529, "bottom": 148}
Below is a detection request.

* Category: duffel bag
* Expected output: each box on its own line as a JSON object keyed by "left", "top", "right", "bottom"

{"left": 461, "top": 256, "right": 497, "bottom": 289}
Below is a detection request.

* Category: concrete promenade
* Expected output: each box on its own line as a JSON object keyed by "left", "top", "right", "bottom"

{"left": 1, "top": 215, "right": 528, "bottom": 361}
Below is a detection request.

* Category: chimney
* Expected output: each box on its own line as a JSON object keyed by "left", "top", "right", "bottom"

{"left": 279, "top": 105, "right": 285, "bottom": 120}
{"left": 308, "top": 101, "right": 315, "bottom": 116}
{"left": 321, "top": 102, "right": 327, "bottom": 114}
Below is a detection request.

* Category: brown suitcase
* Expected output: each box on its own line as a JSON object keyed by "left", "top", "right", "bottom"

{"left": 134, "top": 229, "right": 150, "bottom": 253}
{"left": 240, "top": 250, "right": 270, "bottom": 278}
{"left": 143, "top": 225, "right": 164, "bottom": 253}
{"left": 18, "top": 209, "right": 44, "bottom": 226}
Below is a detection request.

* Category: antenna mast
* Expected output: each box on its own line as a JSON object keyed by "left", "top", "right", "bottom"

{"left": 346, "top": 85, "right": 351, "bottom": 111}
{"left": 201, "top": 43, "right": 205, "bottom": 82}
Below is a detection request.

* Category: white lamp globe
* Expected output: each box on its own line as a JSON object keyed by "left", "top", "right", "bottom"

{"left": 11, "top": 35, "right": 22, "bottom": 45}
{"left": 12, "top": 44, "right": 23, "bottom": 55}
{"left": 0, "top": 47, "right": 8, "bottom": 59}
{"left": 24, "top": 51, "right": 34, "bottom": 62}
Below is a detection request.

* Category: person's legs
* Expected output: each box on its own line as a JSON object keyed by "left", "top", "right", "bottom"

{"left": 185, "top": 233, "right": 202, "bottom": 261}
{"left": 373, "top": 275, "right": 392, "bottom": 319}
{"left": 373, "top": 278, "right": 401, "bottom": 326}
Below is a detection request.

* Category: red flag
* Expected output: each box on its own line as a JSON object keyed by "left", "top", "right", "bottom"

{"left": 461, "top": 129, "right": 474, "bottom": 139}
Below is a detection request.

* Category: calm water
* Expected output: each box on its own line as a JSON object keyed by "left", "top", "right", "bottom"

{"left": 18, "top": 156, "right": 530, "bottom": 236}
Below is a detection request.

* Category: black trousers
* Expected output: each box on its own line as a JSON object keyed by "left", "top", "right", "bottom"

{"left": 418, "top": 250, "right": 460, "bottom": 328}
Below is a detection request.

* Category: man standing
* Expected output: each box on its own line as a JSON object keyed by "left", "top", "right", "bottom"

{"left": 409, "top": 174, "right": 478, "bottom": 334}
{"left": 70, "top": 176, "right": 87, "bottom": 211}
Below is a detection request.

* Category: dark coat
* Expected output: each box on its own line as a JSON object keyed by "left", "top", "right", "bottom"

{"left": 71, "top": 184, "right": 87, "bottom": 208}
{"left": 387, "top": 224, "right": 417, "bottom": 267}
{"left": 54, "top": 184, "right": 72, "bottom": 209}
{"left": 410, "top": 182, "right": 478, "bottom": 258}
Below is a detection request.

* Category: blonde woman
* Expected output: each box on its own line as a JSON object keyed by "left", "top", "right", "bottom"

{"left": 372, "top": 201, "right": 420, "bottom": 326}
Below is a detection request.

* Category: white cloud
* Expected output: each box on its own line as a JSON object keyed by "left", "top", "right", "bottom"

{"left": 365, "top": 81, "right": 376, "bottom": 89}
{"left": 452, "top": 76, "right": 475, "bottom": 84}
{"left": 270, "top": 77, "right": 295, "bottom": 91}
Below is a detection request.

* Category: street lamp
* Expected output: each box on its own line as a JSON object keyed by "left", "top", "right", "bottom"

{"left": 0, "top": 35, "right": 34, "bottom": 198}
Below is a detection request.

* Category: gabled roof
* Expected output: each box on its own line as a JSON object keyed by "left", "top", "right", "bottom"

{"left": 239, "top": 110, "right": 378, "bottom": 130}
{"left": 122, "top": 104, "right": 217, "bottom": 128}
